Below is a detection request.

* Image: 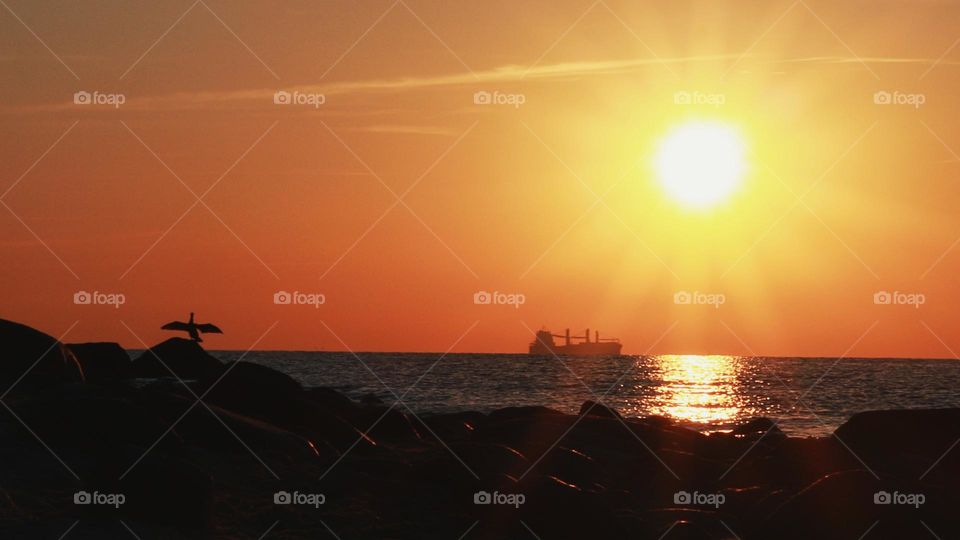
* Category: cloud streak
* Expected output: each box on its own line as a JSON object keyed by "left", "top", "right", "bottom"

{"left": 6, "top": 54, "right": 959, "bottom": 115}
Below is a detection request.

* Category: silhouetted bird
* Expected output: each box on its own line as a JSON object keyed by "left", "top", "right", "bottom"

{"left": 161, "top": 312, "right": 223, "bottom": 343}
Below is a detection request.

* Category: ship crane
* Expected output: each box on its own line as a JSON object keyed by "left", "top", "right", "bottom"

{"left": 529, "top": 327, "right": 623, "bottom": 356}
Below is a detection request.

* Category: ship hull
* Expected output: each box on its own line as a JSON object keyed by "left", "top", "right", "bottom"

{"left": 529, "top": 342, "right": 623, "bottom": 357}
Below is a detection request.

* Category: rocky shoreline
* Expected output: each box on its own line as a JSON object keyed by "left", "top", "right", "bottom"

{"left": 1, "top": 318, "right": 958, "bottom": 539}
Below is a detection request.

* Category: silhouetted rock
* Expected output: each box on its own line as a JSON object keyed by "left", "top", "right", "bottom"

{"left": 835, "top": 408, "right": 960, "bottom": 460}
{"left": 305, "top": 386, "right": 361, "bottom": 414}
{"left": 5, "top": 386, "right": 175, "bottom": 451}
{"left": 761, "top": 469, "right": 881, "bottom": 539}
{"left": 359, "top": 392, "right": 384, "bottom": 405}
{"left": 579, "top": 400, "right": 624, "bottom": 420}
{"left": 419, "top": 411, "right": 487, "bottom": 443}
{"left": 353, "top": 405, "right": 423, "bottom": 443}
{"left": 203, "top": 360, "right": 302, "bottom": 414}
{"left": 66, "top": 342, "right": 132, "bottom": 382}
{"left": 0, "top": 318, "right": 83, "bottom": 388}
{"left": 732, "top": 417, "right": 785, "bottom": 440}
{"left": 452, "top": 442, "right": 529, "bottom": 478}
{"left": 84, "top": 449, "right": 214, "bottom": 529}
{"left": 486, "top": 405, "right": 566, "bottom": 423}
{"left": 137, "top": 389, "right": 322, "bottom": 461}
{"left": 132, "top": 338, "right": 222, "bottom": 381}
{"left": 6, "top": 317, "right": 960, "bottom": 540}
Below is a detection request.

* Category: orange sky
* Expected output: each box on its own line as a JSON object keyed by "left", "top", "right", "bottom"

{"left": 2, "top": 0, "right": 960, "bottom": 356}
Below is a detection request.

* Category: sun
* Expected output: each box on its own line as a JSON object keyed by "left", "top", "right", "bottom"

{"left": 654, "top": 121, "right": 747, "bottom": 209}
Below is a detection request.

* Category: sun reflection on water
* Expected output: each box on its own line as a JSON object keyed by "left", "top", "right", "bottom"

{"left": 648, "top": 354, "right": 742, "bottom": 428}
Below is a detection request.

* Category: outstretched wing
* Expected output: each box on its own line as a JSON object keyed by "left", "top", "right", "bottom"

{"left": 196, "top": 323, "right": 223, "bottom": 334}
{"left": 161, "top": 321, "right": 190, "bottom": 331}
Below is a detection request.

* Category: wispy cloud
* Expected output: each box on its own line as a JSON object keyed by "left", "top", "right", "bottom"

{"left": 348, "top": 124, "right": 456, "bottom": 136}
{"left": 6, "top": 54, "right": 959, "bottom": 115}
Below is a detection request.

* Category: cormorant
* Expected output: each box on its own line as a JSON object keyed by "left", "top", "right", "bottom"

{"left": 161, "top": 312, "right": 222, "bottom": 342}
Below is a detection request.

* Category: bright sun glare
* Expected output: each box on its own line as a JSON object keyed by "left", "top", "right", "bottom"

{"left": 654, "top": 121, "right": 747, "bottom": 209}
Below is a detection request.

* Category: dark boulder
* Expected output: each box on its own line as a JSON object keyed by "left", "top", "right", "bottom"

{"left": 84, "top": 448, "right": 214, "bottom": 529}
{"left": 419, "top": 411, "right": 487, "bottom": 443}
{"left": 451, "top": 442, "right": 529, "bottom": 478}
{"left": 834, "top": 409, "right": 960, "bottom": 461}
{"left": 761, "top": 469, "right": 881, "bottom": 538}
{"left": 305, "top": 387, "right": 361, "bottom": 415}
{"left": 0, "top": 318, "right": 84, "bottom": 388}
{"left": 5, "top": 387, "right": 178, "bottom": 452}
{"left": 579, "top": 400, "right": 624, "bottom": 420}
{"left": 66, "top": 342, "right": 132, "bottom": 382}
{"left": 202, "top": 360, "right": 302, "bottom": 415}
{"left": 132, "top": 338, "right": 222, "bottom": 381}
{"left": 359, "top": 392, "right": 384, "bottom": 406}
{"left": 486, "top": 405, "right": 566, "bottom": 424}
{"left": 732, "top": 417, "right": 783, "bottom": 438}
{"left": 352, "top": 405, "right": 423, "bottom": 444}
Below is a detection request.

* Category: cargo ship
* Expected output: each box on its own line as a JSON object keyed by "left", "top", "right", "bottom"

{"left": 529, "top": 328, "right": 623, "bottom": 356}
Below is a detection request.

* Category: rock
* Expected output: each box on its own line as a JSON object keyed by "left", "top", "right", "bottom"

{"left": 5, "top": 387, "right": 178, "bottom": 452}
{"left": 761, "top": 469, "right": 881, "bottom": 538}
{"left": 84, "top": 448, "right": 214, "bottom": 529}
{"left": 202, "top": 361, "right": 302, "bottom": 416}
{"left": 579, "top": 400, "right": 623, "bottom": 420}
{"left": 352, "top": 406, "right": 422, "bottom": 443}
{"left": 451, "top": 442, "right": 529, "bottom": 478}
{"left": 66, "top": 342, "right": 132, "bottom": 382}
{"left": 834, "top": 409, "right": 960, "bottom": 461}
{"left": 487, "top": 405, "right": 566, "bottom": 424}
{"left": 732, "top": 417, "right": 783, "bottom": 438}
{"left": 360, "top": 392, "right": 384, "bottom": 405}
{"left": 139, "top": 390, "right": 322, "bottom": 462}
{"left": 305, "top": 387, "right": 361, "bottom": 415}
{"left": 0, "top": 318, "right": 84, "bottom": 388}
{"left": 527, "top": 446, "right": 600, "bottom": 489}
{"left": 517, "top": 475, "right": 621, "bottom": 538}
{"left": 196, "top": 365, "right": 399, "bottom": 450}
{"left": 419, "top": 411, "right": 487, "bottom": 443}
{"left": 132, "top": 338, "right": 222, "bottom": 381}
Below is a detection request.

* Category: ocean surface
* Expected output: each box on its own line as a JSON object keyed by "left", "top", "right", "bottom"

{"left": 211, "top": 352, "right": 960, "bottom": 437}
